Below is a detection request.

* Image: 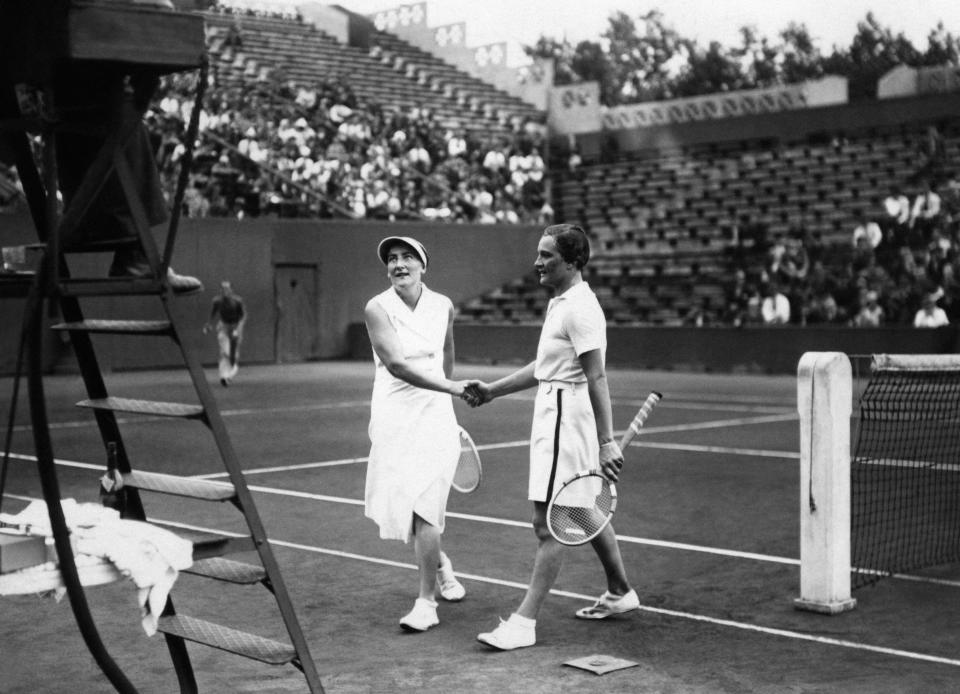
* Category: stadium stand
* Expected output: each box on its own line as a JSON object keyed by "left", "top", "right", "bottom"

{"left": 144, "top": 9, "right": 549, "bottom": 224}
{"left": 463, "top": 117, "right": 960, "bottom": 327}
{"left": 202, "top": 11, "right": 541, "bottom": 139}
{"left": 364, "top": 29, "right": 543, "bottom": 130}
{"left": 27, "top": 3, "right": 953, "bottom": 331}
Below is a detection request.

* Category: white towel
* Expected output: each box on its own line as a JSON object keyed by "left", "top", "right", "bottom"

{"left": 73, "top": 519, "right": 193, "bottom": 635}
{"left": 0, "top": 499, "right": 119, "bottom": 535}
{"left": 2, "top": 500, "right": 193, "bottom": 635}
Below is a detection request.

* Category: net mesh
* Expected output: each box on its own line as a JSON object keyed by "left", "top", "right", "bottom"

{"left": 851, "top": 355, "right": 960, "bottom": 588}
{"left": 549, "top": 475, "right": 615, "bottom": 545}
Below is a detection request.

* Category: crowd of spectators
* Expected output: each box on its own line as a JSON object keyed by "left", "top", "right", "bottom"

{"left": 148, "top": 59, "right": 551, "bottom": 225}
{"left": 717, "top": 166, "right": 960, "bottom": 328}
{"left": 3, "top": 3, "right": 958, "bottom": 331}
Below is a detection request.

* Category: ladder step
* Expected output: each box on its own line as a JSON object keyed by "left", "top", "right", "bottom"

{"left": 58, "top": 277, "right": 167, "bottom": 296}
{"left": 0, "top": 274, "right": 34, "bottom": 298}
{"left": 52, "top": 319, "right": 173, "bottom": 335}
{"left": 77, "top": 396, "right": 205, "bottom": 419}
{"left": 123, "top": 470, "right": 236, "bottom": 501}
{"left": 173, "top": 527, "right": 256, "bottom": 560}
{"left": 185, "top": 557, "right": 267, "bottom": 584}
{"left": 63, "top": 238, "right": 139, "bottom": 253}
{"left": 157, "top": 615, "right": 297, "bottom": 665}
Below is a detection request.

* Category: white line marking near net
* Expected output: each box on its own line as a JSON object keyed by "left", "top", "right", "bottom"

{"left": 7, "top": 455, "right": 959, "bottom": 588}
{"left": 185, "top": 416, "right": 797, "bottom": 479}
{"left": 149, "top": 517, "right": 960, "bottom": 669}
{"left": 10, "top": 398, "right": 792, "bottom": 434}
{"left": 9, "top": 400, "right": 371, "bottom": 432}
{"left": 192, "top": 457, "right": 370, "bottom": 478}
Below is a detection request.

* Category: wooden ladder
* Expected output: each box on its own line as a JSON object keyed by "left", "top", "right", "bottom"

{"left": 0, "top": 12, "right": 323, "bottom": 690}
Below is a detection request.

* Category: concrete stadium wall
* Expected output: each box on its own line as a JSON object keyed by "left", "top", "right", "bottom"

{"left": 7, "top": 207, "right": 958, "bottom": 376}
{"left": 0, "top": 213, "right": 542, "bottom": 373}
{"left": 349, "top": 323, "right": 960, "bottom": 375}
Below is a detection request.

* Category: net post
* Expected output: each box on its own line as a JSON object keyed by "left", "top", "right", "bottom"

{"left": 794, "top": 352, "right": 857, "bottom": 614}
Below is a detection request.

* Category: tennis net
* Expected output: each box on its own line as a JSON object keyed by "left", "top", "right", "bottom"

{"left": 850, "top": 354, "right": 960, "bottom": 588}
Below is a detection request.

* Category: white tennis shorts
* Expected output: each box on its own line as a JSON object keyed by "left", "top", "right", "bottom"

{"left": 529, "top": 381, "right": 599, "bottom": 502}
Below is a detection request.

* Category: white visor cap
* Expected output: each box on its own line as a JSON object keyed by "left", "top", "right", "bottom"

{"left": 377, "top": 236, "right": 429, "bottom": 269}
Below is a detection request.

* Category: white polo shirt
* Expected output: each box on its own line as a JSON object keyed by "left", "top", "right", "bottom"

{"left": 534, "top": 281, "right": 606, "bottom": 382}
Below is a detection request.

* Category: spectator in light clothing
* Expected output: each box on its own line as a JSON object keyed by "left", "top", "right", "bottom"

{"left": 910, "top": 179, "right": 942, "bottom": 245}
{"left": 883, "top": 185, "right": 911, "bottom": 229}
{"left": 446, "top": 128, "right": 467, "bottom": 159}
{"left": 482, "top": 142, "right": 507, "bottom": 178}
{"left": 913, "top": 291, "right": 949, "bottom": 328}
{"left": 852, "top": 211, "right": 882, "bottom": 250}
{"left": 761, "top": 282, "right": 791, "bottom": 325}
{"left": 852, "top": 290, "right": 884, "bottom": 327}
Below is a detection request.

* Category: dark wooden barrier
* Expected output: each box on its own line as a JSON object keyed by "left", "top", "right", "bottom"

{"left": 350, "top": 323, "right": 959, "bottom": 375}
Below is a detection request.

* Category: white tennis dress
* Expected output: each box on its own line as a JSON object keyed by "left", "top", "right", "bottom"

{"left": 529, "top": 281, "right": 606, "bottom": 502}
{"left": 364, "top": 285, "right": 461, "bottom": 542}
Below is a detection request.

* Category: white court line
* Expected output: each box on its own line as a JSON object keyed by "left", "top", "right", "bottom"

{"left": 7, "top": 492, "right": 957, "bottom": 665}
{"left": 219, "top": 400, "right": 369, "bottom": 417}
{"left": 858, "top": 457, "right": 960, "bottom": 473}
{"left": 0, "top": 456, "right": 801, "bottom": 566}
{"left": 9, "top": 399, "right": 371, "bottom": 433}
{"left": 617, "top": 399, "right": 793, "bottom": 414}
{"left": 193, "top": 457, "right": 370, "bottom": 478}
{"left": 639, "top": 412, "right": 797, "bottom": 435}
{"left": 7, "top": 454, "right": 959, "bottom": 587}
{"left": 190, "top": 412, "right": 798, "bottom": 478}
{"left": 508, "top": 391, "right": 795, "bottom": 412}
{"left": 151, "top": 517, "right": 960, "bottom": 669}
{"left": 573, "top": 390, "right": 795, "bottom": 406}
{"left": 9, "top": 397, "right": 790, "bottom": 433}
{"left": 629, "top": 441, "right": 798, "bottom": 460}
{"left": 3, "top": 452, "right": 103, "bottom": 470}
{"left": 210, "top": 485, "right": 960, "bottom": 586}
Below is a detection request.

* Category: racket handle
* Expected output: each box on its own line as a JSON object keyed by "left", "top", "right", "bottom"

{"left": 618, "top": 391, "right": 662, "bottom": 449}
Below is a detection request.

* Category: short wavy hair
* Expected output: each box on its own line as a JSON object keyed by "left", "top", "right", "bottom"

{"left": 543, "top": 224, "right": 590, "bottom": 269}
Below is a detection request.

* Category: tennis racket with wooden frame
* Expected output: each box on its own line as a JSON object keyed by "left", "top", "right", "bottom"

{"left": 452, "top": 426, "right": 482, "bottom": 493}
{"left": 547, "top": 391, "right": 662, "bottom": 545}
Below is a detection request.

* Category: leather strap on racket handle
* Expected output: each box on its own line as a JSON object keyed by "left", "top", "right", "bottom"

{"left": 617, "top": 391, "right": 663, "bottom": 449}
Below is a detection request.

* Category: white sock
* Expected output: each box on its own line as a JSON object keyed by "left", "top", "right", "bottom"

{"left": 416, "top": 597, "right": 438, "bottom": 608}
{"left": 507, "top": 613, "right": 536, "bottom": 629}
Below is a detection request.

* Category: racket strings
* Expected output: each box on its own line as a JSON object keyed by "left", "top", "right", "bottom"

{"left": 549, "top": 476, "right": 615, "bottom": 544}
{"left": 452, "top": 430, "right": 481, "bottom": 493}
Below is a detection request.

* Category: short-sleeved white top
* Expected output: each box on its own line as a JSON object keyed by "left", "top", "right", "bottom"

{"left": 914, "top": 306, "right": 950, "bottom": 328}
{"left": 534, "top": 281, "right": 606, "bottom": 382}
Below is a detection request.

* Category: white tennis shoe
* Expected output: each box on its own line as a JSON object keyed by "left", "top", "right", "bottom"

{"left": 477, "top": 615, "right": 536, "bottom": 650}
{"left": 399, "top": 598, "right": 439, "bottom": 632}
{"left": 575, "top": 588, "right": 640, "bottom": 619}
{"left": 436, "top": 552, "right": 466, "bottom": 601}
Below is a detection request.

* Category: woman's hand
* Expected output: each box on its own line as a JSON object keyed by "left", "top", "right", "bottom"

{"left": 461, "top": 380, "right": 491, "bottom": 407}
{"left": 450, "top": 380, "right": 483, "bottom": 405}
{"left": 599, "top": 440, "right": 623, "bottom": 482}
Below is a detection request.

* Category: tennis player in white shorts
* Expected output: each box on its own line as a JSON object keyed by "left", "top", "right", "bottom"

{"left": 464, "top": 224, "right": 640, "bottom": 651}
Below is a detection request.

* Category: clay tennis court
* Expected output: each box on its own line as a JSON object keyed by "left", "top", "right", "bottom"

{"left": 2, "top": 361, "right": 960, "bottom": 693}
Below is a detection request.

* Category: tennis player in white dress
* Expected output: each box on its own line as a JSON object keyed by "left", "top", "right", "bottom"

{"left": 364, "top": 236, "right": 472, "bottom": 632}
{"left": 465, "top": 224, "right": 640, "bottom": 650}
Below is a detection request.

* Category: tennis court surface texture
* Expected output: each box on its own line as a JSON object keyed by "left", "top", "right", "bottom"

{"left": 2, "top": 361, "right": 959, "bottom": 693}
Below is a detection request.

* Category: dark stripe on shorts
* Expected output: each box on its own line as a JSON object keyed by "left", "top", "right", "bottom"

{"left": 545, "top": 388, "right": 563, "bottom": 500}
